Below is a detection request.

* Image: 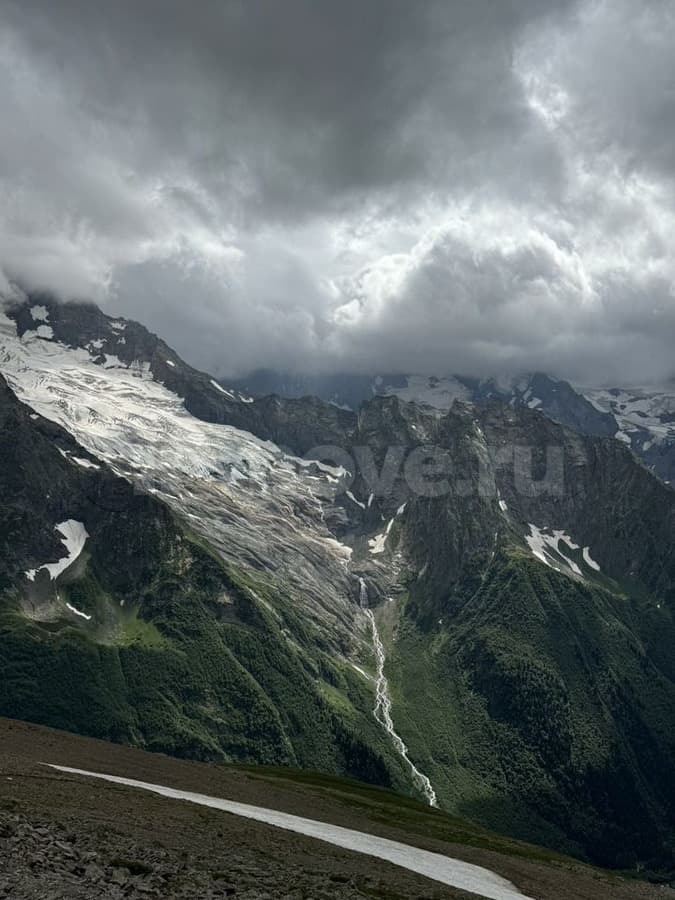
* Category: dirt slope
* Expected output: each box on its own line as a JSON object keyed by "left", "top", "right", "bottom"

{"left": 0, "top": 718, "right": 670, "bottom": 900}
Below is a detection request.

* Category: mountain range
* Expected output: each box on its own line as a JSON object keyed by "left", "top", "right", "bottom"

{"left": 231, "top": 370, "right": 675, "bottom": 484}
{"left": 1, "top": 293, "right": 675, "bottom": 881}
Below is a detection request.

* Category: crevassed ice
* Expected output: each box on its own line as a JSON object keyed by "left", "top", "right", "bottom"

{"left": 0, "top": 314, "right": 356, "bottom": 635}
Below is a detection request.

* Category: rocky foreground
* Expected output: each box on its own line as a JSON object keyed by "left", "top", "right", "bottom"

{"left": 1, "top": 718, "right": 672, "bottom": 900}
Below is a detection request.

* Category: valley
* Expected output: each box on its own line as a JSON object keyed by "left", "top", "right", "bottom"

{"left": 1, "top": 295, "right": 675, "bottom": 885}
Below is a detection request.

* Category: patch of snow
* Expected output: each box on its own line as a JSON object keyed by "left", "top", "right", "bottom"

{"left": 382, "top": 375, "right": 471, "bottom": 412}
{"left": 295, "top": 457, "right": 346, "bottom": 482}
{"left": 328, "top": 399, "right": 352, "bottom": 410}
{"left": 581, "top": 385, "right": 675, "bottom": 449}
{"left": 110, "top": 320, "right": 126, "bottom": 332}
{"left": 29, "top": 412, "right": 39, "bottom": 420}
{"left": 349, "top": 663, "right": 371, "bottom": 681}
{"left": 582, "top": 546, "right": 601, "bottom": 572}
{"left": 47, "top": 766, "right": 533, "bottom": 900}
{"left": 346, "top": 490, "right": 366, "bottom": 510}
{"left": 89, "top": 339, "right": 105, "bottom": 351}
{"left": 101, "top": 354, "right": 129, "bottom": 370}
{"left": 367, "top": 493, "right": 374, "bottom": 508}
{"left": 369, "top": 518, "right": 395, "bottom": 555}
{"left": 25, "top": 520, "right": 89, "bottom": 582}
{"left": 58, "top": 448, "right": 101, "bottom": 470}
{"left": 72, "top": 456, "right": 100, "bottom": 471}
{"left": 239, "top": 394, "right": 254, "bottom": 403}
{"left": 36, "top": 325, "right": 54, "bottom": 340}
{"left": 525, "top": 525, "right": 583, "bottom": 577}
{"left": 30, "top": 305, "right": 50, "bottom": 323}
{"left": 210, "top": 379, "right": 236, "bottom": 399}
{"left": 499, "top": 499, "right": 508, "bottom": 511}
{"left": 166, "top": 360, "right": 176, "bottom": 368}
{"left": 66, "top": 602, "right": 92, "bottom": 621}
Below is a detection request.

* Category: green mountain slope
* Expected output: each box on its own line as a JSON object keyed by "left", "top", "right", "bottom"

{"left": 345, "top": 398, "right": 675, "bottom": 871}
{"left": 0, "top": 375, "right": 400, "bottom": 789}
{"left": 3, "top": 295, "right": 675, "bottom": 876}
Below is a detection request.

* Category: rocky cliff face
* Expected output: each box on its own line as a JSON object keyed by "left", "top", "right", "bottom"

{"left": 2, "top": 294, "right": 675, "bottom": 874}
{"left": 345, "top": 397, "right": 675, "bottom": 869}
{"left": 233, "top": 367, "right": 675, "bottom": 484}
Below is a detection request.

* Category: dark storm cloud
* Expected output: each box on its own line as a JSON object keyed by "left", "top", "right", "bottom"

{"left": 0, "top": 0, "right": 572, "bottom": 219}
{"left": 1, "top": 0, "right": 675, "bottom": 385}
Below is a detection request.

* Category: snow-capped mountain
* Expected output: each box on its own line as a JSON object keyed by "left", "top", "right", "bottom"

{"left": 0, "top": 302, "right": 356, "bottom": 645}
{"left": 581, "top": 385, "right": 675, "bottom": 482}
{"left": 3, "top": 293, "right": 675, "bottom": 872}
{"left": 232, "top": 369, "right": 675, "bottom": 482}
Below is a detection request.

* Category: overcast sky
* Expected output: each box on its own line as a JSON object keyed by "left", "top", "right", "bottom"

{"left": 1, "top": 0, "right": 675, "bottom": 384}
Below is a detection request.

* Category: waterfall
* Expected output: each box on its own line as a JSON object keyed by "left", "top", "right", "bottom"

{"left": 358, "top": 577, "right": 437, "bottom": 808}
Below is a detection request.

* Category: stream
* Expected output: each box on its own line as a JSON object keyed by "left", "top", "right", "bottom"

{"left": 359, "top": 578, "right": 437, "bottom": 807}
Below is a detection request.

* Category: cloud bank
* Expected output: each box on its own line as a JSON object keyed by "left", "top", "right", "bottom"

{"left": 1, "top": 0, "right": 674, "bottom": 385}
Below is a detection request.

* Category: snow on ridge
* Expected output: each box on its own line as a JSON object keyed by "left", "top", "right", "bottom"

{"left": 58, "top": 449, "right": 101, "bottom": 471}
{"left": 72, "top": 456, "right": 100, "bottom": 471}
{"left": 25, "top": 520, "right": 89, "bottom": 582}
{"left": 383, "top": 374, "right": 470, "bottom": 411}
{"left": 210, "top": 379, "right": 236, "bottom": 399}
{"left": 580, "top": 385, "right": 675, "bottom": 448}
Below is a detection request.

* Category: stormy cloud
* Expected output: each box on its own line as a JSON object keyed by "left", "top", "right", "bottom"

{"left": 1, "top": 0, "right": 674, "bottom": 385}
